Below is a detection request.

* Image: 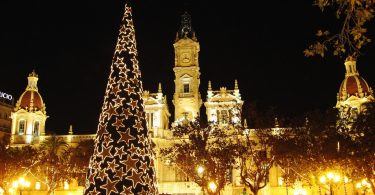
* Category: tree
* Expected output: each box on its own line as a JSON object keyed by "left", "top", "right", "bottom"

{"left": 237, "top": 127, "right": 275, "bottom": 195}
{"left": 0, "top": 135, "right": 39, "bottom": 194}
{"left": 304, "top": 0, "right": 374, "bottom": 58}
{"left": 0, "top": 134, "right": 10, "bottom": 191}
{"left": 270, "top": 109, "right": 352, "bottom": 193}
{"left": 348, "top": 102, "right": 375, "bottom": 193}
{"left": 161, "top": 118, "right": 237, "bottom": 195}
{"left": 32, "top": 135, "right": 70, "bottom": 195}
{"left": 68, "top": 139, "right": 95, "bottom": 186}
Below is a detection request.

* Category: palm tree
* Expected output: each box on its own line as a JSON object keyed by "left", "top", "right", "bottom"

{"left": 36, "top": 135, "right": 69, "bottom": 195}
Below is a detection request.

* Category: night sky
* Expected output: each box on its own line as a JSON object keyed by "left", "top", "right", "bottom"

{"left": 1, "top": 1, "right": 374, "bottom": 134}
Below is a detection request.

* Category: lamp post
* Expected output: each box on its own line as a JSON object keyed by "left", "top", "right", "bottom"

{"left": 12, "top": 177, "right": 30, "bottom": 195}
{"left": 197, "top": 165, "right": 205, "bottom": 195}
{"left": 319, "top": 172, "right": 341, "bottom": 195}
{"left": 208, "top": 181, "right": 217, "bottom": 194}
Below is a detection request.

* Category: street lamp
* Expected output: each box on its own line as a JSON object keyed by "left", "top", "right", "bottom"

{"left": 12, "top": 177, "right": 30, "bottom": 195}
{"left": 356, "top": 179, "right": 371, "bottom": 195}
{"left": 197, "top": 166, "right": 205, "bottom": 175}
{"left": 319, "top": 172, "right": 341, "bottom": 195}
{"left": 197, "top": 165, "right": 206, "bottom": 194}
{"left": 208, "top": 181, "right": 217, "bottom": 194}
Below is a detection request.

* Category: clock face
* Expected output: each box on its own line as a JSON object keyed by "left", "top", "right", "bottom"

{"left": 181, "top": 53, "right": 191, "bottom": 64}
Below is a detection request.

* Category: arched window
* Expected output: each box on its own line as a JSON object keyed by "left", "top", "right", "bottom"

{"left": 19, "top": 120, "right": 26, "bottom": 134}
{"left": 33, "top": 121, "right": 40, "bottom": 136}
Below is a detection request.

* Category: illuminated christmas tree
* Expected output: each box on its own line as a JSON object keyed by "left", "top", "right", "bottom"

{"left": 84, "top": 2, "right": 157, "bottom": 194}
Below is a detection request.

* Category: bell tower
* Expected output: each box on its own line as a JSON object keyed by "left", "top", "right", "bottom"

{"left": 173, "top": 12, "right": 202, "bottom": 121}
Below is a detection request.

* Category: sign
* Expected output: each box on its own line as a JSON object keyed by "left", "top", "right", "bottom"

{"left": 0, "top": 91, "right": 12, "bottom": 101}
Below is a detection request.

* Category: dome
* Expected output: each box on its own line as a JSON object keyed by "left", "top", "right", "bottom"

{"left": 337, "top": 58, "right": 373, "bottom": 102}
{"left": 15, "top": 70, "right": 46, "bottom": 112}
{"left": 18, "top": 90, "right": 45, "bottom": 111}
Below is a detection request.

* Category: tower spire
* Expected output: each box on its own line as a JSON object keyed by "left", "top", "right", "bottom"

{"left": 176, "top": 12, "right": 196, "bottom": 41}
{"left": 158, "top": 82, "right": 162, "bottom": 93}
{"left": 234, "top": 79, "right": 239, "bottom": 90}
{"left": 84, "top": 2, "right": 157, "bottom": 194}
{"left": 68, "top": 124, "right": 73, "bottom": 135}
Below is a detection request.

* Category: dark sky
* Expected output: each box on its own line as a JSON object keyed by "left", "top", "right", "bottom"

{"left": 1, "top": 1, "right": 374, "bottom": 134}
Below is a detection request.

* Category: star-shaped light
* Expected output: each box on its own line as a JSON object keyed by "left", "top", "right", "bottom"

{"left": 126, "top": 170, "right": 144, "bottom": 188}
{"left": 118, "top": 128, "right": 136, "bottom": 144}
{"left": 100, "top": 178, "right": 119, "bottom": 194}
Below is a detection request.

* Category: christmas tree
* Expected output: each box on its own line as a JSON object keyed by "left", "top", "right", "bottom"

{"left": 84, "top": 2, "right": 157, "bottom": 194}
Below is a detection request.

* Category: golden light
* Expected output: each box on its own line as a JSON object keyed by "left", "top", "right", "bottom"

{"left": 8, "top": 188, "right": 15, "bottom": 194}
{"left": 18, "top": 177, "right": 25, "bottom": 186}
{"left": 278, "top": 177, "right": 284, "bottom": 186}
{"left": 326, "top": 172, "right": 334, "bottom": 180}
{"left": 64, "top": 181, "right": 69, "bottom": 190}
{"left": 35, "top": 182, "right": 41, "bottom": 190}
{"left": 208, "top": 181, "right": 217, "bottom": 193}
{"left": 361, "top": 179, "right": 371, "bottom": 188}
{"left": 333, "top": 175, "right": 341, "bottom": 183}
{"left": 293, "top": 188, "right": 307, "bottom": 195}
{"left": 344, "top": 176, "right": 349, "bottom": 183}
{"left": 356, "top": 182, "right": 362, "bottom": 189}
{"left": 319, "top": 176, "right": 326, "bottom": 184}
{"left": 197, "top": 166, "right": 204, "bottom": 174}
{"left": 0, "top": 187, "right": 4, "bottom": 195}
{"left": 12, "top": 181, "right": 19, "bottom": 188}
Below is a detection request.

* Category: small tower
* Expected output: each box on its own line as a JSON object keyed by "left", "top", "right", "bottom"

{"left": 173, "top": 12, "right": 202, "bottom": 121}
{"left": 11, "top": 70, "right": 48, "bottom": 144}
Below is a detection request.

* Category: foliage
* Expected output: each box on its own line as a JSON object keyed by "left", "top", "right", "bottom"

{"left": 236, "top": 127, "right": 275, "bottom": 195}
{"left": 270, "top": 107, "right": 375, "bottom": 194}
{"left": 160, "top": 118, "right": 237, "bottom": 195}
{"left": 270, "top": 109, "right": 352, "bottom": 188}
{"left": 31, "top": 135, "right": 70, "bottom": 195}
{"left": 68, "top": 139, "right": 95, "bottom": 186}
{"left": 0, "top": 135, "right": 39, "bottom": 194}
{"left": 349, "top": 102, "right": 375, "bottom": 193}
{"left": 304, "top": 0, "right": 374, "bottom": 58}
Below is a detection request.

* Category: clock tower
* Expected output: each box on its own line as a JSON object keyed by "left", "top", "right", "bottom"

{"left": 173, "top": 12, "right": 202, "bottom": 121}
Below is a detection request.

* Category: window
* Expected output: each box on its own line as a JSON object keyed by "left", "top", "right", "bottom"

{"left": 19, "top": 120, "right": 26, "bottom": 134}
{"left": 33, "top": 121, "right": 40, "bottom": 136}
{"left": 183, "top": 83, "right": 190, "bottom": 93}
{"left": 216, "top": 110, "right": 229, "bottom": 124}
{"left": 219, "top": 110, "right": 229, "bottom": 124}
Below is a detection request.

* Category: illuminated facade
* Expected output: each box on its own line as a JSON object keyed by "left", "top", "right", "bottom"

{"left": 4, "top": 12, "right": 372, "bottom": 195}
